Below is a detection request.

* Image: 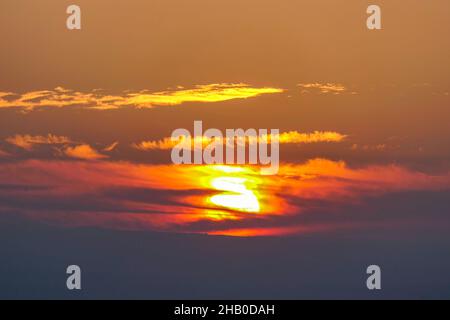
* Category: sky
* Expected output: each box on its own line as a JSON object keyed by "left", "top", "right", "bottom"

{"left": 0, "top": 0, "right": 449, "bottom": 298}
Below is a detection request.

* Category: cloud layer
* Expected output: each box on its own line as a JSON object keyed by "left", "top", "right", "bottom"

{"left": 1, "top": 159, "right": 449, "bottom": 236}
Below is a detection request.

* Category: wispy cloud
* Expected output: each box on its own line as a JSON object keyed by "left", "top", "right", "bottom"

{"left": 298, "top": 83, "right": 351, "bottom": 94}
{"left": 6, "top": 134, "right": 72, "bottom": 151}
{"left": 351, "top": 143, "right": 388, "bottom": 152}
{"left": 0, "top": 84, "right": 284, "bottom": 111}
{"left": 277, "top": 131, "right": 347, "bottom": 144}
{"left": 63, "top": 144, "right": 107, "bottom": 160}
{"left": 103, "top": 142, "right": 119, "bottom": 152}
{"left": 133, "top": 130, "right": 347, "bottom": 151}
{"left": 0, "top": 92, "right": 13, "bottom": 98}
{"left": 4, "top": 134, "right": 119, "bottom": 161}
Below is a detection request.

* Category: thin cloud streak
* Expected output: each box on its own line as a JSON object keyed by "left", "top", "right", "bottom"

{"left": 133, "top": 131, "right": 347, "bottom": 151}
{"left": 0, "top": 84, "right": 284, "bottom": 111}
{"left": 103, "top": 142, "right": 119, "bottom": 152}
{"left": 6, "top": 134, "right": 72, "bottom": 151}
{"left": 298, "top": 83, "right": 352, "bottom": 94}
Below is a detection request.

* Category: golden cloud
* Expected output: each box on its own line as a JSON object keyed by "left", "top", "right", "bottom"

{"left": 0, "top": 92, "right": 13, "bottom": 98}
{"left": 0, "top": 84, "right": 284, "bottom": 111}
{"left": 298, "top": 83, "right": 351, "bottom": 94}
{"left": 133, "top": 130, "right": 347, "bottom": 151}
{"left": 277, "top": 131, "right": 347, "bottom": 144}
{"left": 64, "top": 144, "right": 108, "bottom": 160}
{"left": 6, "top": 134, "right": 72, "bottom": 151}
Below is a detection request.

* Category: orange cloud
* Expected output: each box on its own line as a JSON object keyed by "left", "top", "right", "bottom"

{"left": 64, "top": 144, "right": 107, "bottom": 160}
{"left": 6, "top": 134, "right": 71, "bottom": 151}
{"left": 0, "top": 84, "right": 284, "bottom": 111}
{"left": 277, "top": 131, "right": 347, "bottom": 144}
{"left": 298, "top": 83, "right": 351, "bottom": 94}
{"left": 1, "top": 159, "right": 449, "bottom": 237}
{"left": 133, "top": 130, "right": 347, "bottom": 151}
{"left": 0, "top": 92, "right": 13, "bottom": 98}
{"left": 274, "top": 159, "right": 450, "bottom": 201}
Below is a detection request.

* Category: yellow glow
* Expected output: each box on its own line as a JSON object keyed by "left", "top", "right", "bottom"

{"left": 208, "top": 176, "right": 260, "bottom": 213}
{"left": 126, "top": 83, "right": 283, "bottom": 107}
{"left": 202, "top": 209, "right": 240, "bottom": 221}
{"left": 211, "top": 165, "right": 247, "bottom": 174}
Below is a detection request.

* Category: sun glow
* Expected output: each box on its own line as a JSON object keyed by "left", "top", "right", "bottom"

{"left": 209, "top": 177, "right": 260, "bottom": 213}
{"left": 3, "top": 159, "right": 448, "bottom": 237}
{"left": 197, "top": 165, "right": 263, "bottom": 215}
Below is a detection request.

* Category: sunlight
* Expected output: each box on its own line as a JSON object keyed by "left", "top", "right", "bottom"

{"left": 209, "top": 177, "right": 260, "bottom": 213}
{"left": 197, "top": 165, "right": 262, "bottom": 214}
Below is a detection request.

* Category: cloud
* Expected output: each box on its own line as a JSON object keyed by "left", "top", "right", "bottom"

{"left": 277, "top": 131, "right": 347, "bottom": 144}
{"left": 4, "top": 134, "right": 121, "bottom": 160}
{"left": 0, "top": 159, "right": 449, "bottom": 236}
{"left": 351, "top": 143, "right": 388, "bottom": 152}
{"left": 0, "top": 92, "right": 13, "bottom": 98}
{"left": 64, "top": 144, "right": 107, "bottom": 160}
{"left": 298, "top": 83, "right": 352, "bottom": 94}
{"left": 103, "top": 141, "right": 119, "bottom": 152}
{"left": 133, "top": 130, "right": 347, "bottom": 151}
{"left": 123, "top": 83, "right": 284, "bottom": 107}
{"left": 0, "top": 84, "right": 284, "bottom": 111}
{"left": 6, "top": 134, "right": 72, "bottom": 151}
{"left": 0, "top": 88, "right": 91, "bottom": 111}
{"left": 133, "top": 139, "right": 175, "bottom": 151}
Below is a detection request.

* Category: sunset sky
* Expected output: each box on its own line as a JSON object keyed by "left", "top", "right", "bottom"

{"left": 0, "top": 0, "right": 449, "bottom": 299}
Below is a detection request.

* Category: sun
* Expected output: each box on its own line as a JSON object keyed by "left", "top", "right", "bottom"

{"left": 201, "top": 165, "right": 262, "bottom": 214}
{"left": 209, "top": 176, "right": 260, "bottom": 213}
